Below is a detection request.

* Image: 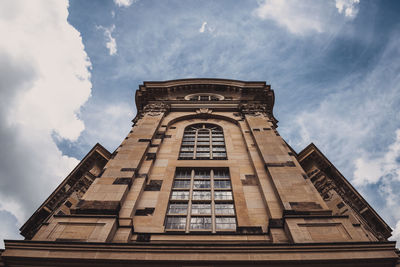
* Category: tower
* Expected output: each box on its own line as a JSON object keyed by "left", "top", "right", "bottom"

{"left": 1, "top": 79, "right": 399, "bottom": 266}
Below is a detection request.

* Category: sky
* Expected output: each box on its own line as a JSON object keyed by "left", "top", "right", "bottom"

{"left": 1, "top": 0, "right": 400, "bottom": 248}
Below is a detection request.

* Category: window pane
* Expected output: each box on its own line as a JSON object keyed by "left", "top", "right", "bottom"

{"left": 196, "top": 153, "right": 210, "bottom": 158}
{"left": 212, "top": 142, "right": 225, "bottom": 145}
{"left": 193, "top": 180, "right": 211, "bottom": 189}
{"left": 166, "top": 216, "right": 186, "bottom": 229}
{"left": 182, "top": 142, "right": 195, "bottom": 146}
{"left": 214, "top": 180, "right": 231, "bottom": 189}
{"left": 197, "top": 142, "right": 210, "bottom": 146}
{"left": 179, "top": 152, "right": 193, "bottom": 158}
{"left": 193, "top": 191, "right": 211, "bottom": 200}
{"left": 197, "top": 138, "right": 209, "bottom": 141}
{"left": 214, "top": 169, "right": 229, "bottom": 178}
{"left": 175, "top": 169, "right": 191, "bottom": 178}
{"left": 215, "top": 204, "right": 235, "bottom": 215}
{"left": 196, "top": 147, "right": 210, "bottom": 152}
{"left": 191, "top": 204, "right": 211, "bottom": 215}
{"left": 168, "top": 204, "right": 188, "bottom": 214}
{"left": 171, "top": 191, "right": 189, "bottom": 200}
{"left": 216, "top": 217, "right": 236, "bottom": 230}
{"left": 181, "top": 147, "right": 194, "bottom": 152}
{"left": 214, "top": 191, "right": 232, "bottom": 200}
{"left": 213, "top": 153, "right": 227, "bottom": 158}
{"left": 183, "top": 138, "right": 195, "bottom": 141}
{"left": 190, "top": 217, "right": 212, "bottom": 229}
{"left": 212, "top": 147, "right": 226, "bottom": 152}
{"left": 173, "top": 180, "right": 191, "bottom": 189}
{"left": 194, "top": 170, "right": 210, "bottom": 179}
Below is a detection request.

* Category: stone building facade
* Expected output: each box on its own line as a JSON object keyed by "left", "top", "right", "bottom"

{"left": 1, "top": 79, "right": 399, "bottom": 266}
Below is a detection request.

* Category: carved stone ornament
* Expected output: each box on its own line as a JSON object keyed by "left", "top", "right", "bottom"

{"left": 239, "top": 103, "right": 269, "bottom": 117}
{"left": 196, "top": 108, "right": 212, "bottom": 114}
{"left": 143, "top": 103, "right": 170, "bottom": 116}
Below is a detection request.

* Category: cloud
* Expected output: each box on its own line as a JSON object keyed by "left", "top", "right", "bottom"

{"left": 253, "top": 0, "right": 360, "bottom": 35}
{"left": 97, "top": 25, "right": 117, "bottom": 56}
{"left": 390, "top": 220, "right": 400, "bottom": 246}
{"left": 335, "top": 0, "right": 360, "bottom": 18}
{"left": 0, "top": 0, "right": 91, "bottom": 245}
{"left": 199, "top": 21, "right": 207, "bottom": 33}
{"left": 114, "top": 0, "right": 135, "bottom": 8}
{"left": 280, "top": 28, "right": 400, "bottom": 246}
{"left": 353, "top": 129, "right": 400, "bottom": 185}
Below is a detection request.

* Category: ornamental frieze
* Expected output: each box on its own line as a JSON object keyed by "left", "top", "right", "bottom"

{"left": 239, "top": 103, "right": 270, "bottom": 117}
{"left": 143, "top": 102, "right": 170, "bottom": 116}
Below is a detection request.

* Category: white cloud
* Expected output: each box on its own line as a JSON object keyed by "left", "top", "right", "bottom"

{"left": 98, "top": 25, "right": 118, "bottom": 56}
{"left": 335, "top": 0, "right": 360, "bottom": 18}
{"left": 253, "top": 0, "right": 360, "bottom": 35}
{"left": 389, "top": 220, "right": 400, "bottom": 247}
{"left": 281, "top": 29, "right": 400, "bottom": 246}
{"left": 114, "top": 0, "right": 135, "bottom": 8}
{"left": 0, "top": 0, "right": 91, "bottom": 245}
{"left": 199, "top": 21, "right": 207, "bottom": 33}
{"left": 353, "top": 129, "right": 400, "bottom": 185}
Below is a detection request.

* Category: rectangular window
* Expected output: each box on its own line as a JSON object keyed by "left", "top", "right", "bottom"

{"left": 168, "top": 203, "right": 188, "bottom": 214}
{"left": 214, "top": 191, "right": 233, "bottom": 200}
{"left": 191, "top": 204, "right": 211, "bottom": 215}
{"left": 193, "top": 180, "right": 211, "bottom": 189}
{"left": 170, "top": 191, "right": 189, "bottom": 200}
{"left": 215, "top": 217, "right": 236, "bottom": 230}
{"left": 173, "top": 180, "right": 191, "bottom": 189}
{"left": 194, "top": 169, "right": 211, "bottom": 179}
{"left": 165, "top": 216, "right": 186, "bottom": 229}
{"left": 166, "top": 167, "right": 235, "bottom": 233}
{"left": 214, "top": 180, "right": 231, "bottom": 189}
{"left": 190, "top": 217, "right": 212, "bottom": 229}
{"left": 179, "top": 152, "right": 193, "bottom": 158}
{"left": 193, "top": 191, "right": 211, "bottom": 200}
{"left": 215, "top": 204, "right": 235, "bottom": 215}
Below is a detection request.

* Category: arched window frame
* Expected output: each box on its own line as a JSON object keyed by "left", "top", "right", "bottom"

{"left": 179, "top": 123, "right": 227, "bottom": 160}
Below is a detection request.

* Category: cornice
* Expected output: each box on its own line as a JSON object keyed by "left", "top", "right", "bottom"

{"left": 297, "top": 143, "right": 392, "bottom": 239}
{"left": 19, "top": 143, "right": 111, "bottom": 239}
{"left": 133, "top": 78, "right": 277, "bottom": 126}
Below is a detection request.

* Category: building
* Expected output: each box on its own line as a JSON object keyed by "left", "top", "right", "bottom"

{"left": 1, "top": 79, "right": 399, "bottom": 266}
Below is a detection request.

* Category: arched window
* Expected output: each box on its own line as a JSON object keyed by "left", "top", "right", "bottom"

{"left": 184, "top": 93, "right": 224, "bottom": 101}
{"left": 179, "top": 123, "right": 227, "bottom": 160}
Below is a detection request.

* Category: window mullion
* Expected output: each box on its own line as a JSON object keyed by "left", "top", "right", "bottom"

{"left": 186, "top": 169, "right": 195, "bottom": 233}
{"left": 193, "top": 130, "right": 198, "bottom": 159}
{"left": 211, "top": 169, "right": 216, "bottom": 233}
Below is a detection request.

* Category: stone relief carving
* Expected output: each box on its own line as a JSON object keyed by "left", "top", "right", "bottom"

{"left": 143, "top": 103, "right": 170, "bottom": 116}
{"left": 196, "top": 108, "right": 212, "bottom": 114}
{"left": 132, "top": 103, "right": 170, "bottom": 124}
{"left": 239, "top": 103, "right": 270, "bottom": 117}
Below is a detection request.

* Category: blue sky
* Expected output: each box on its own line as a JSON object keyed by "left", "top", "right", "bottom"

{"left": 1, "top": 0, "right": 400, "bottom": 247}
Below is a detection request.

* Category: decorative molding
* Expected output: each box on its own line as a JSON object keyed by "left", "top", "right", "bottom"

{"left": 239, "top": 103, "right": 271, "bottom": 118}
{"left": 196, "top": 108, "right": 212, "bottom": 114}
{"left": 143, "top": 102, "right": 170, "bottom": 116}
